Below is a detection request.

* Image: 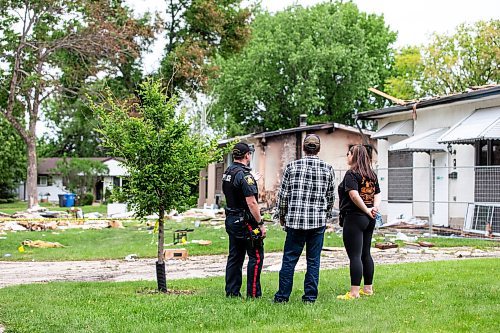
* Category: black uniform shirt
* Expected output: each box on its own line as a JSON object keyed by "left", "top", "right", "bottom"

{"left": 338, "top": 170, "right": 380, "bottom": 216}
{"left": 222, "top": 162, "right": 258, "bottom": 211}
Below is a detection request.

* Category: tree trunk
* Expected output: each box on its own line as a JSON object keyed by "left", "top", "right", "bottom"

{"left": 26, "top": 137, "right": 38, "bottom": 209}
{"left": 156, "top": 208, "right": 167, "bottom": 292}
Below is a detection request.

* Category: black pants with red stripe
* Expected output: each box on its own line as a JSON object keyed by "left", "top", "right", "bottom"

{"left": 225, "top": 234, "right": 264, "bottom": 298}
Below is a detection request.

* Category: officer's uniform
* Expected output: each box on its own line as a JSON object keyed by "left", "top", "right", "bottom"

{"left": 223, "top": 162, "right": 264, "bottom": 298}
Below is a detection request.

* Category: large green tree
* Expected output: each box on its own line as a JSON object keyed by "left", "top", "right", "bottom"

{"left": 384, "top": 46, "right": 424, "bottom": 100}
{"left": 208, "top": 1, "right": 396, "bottom": 136}
{"left": 93, "top": 80, "right": 220, "bottom": 292}
{"left": 40, "top": 0, "right": 254, "bottom": 158}
{"left": 0, "top": 0, "right": 151, "bottom": 207}
{"left": 423, "top": 19, "right": 499, "bottom": 96}
{"left": 385, "top": 20, "right": 499, "bottom": 100}
{"left": 159, "top": 0, "right": 254, "bottom": 95}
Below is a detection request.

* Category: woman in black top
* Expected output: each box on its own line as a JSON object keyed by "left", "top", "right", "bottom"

{"left": 337, "top": 144, "right": 381, "bottom": 300}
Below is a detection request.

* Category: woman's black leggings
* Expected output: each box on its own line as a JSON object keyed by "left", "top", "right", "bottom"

{"left": 342, "top": 214, "right": 375, "bottom": 286}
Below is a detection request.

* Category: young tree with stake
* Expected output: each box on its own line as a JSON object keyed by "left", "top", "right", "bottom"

{"left": 92, "top": 80, "right": 220, "bottom": 292}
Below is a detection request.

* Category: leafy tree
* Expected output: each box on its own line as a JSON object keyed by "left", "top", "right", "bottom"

{"left": 40, "top": 0, "right": 253, "bottom": 158}
{"left": 384, "top": 46, "right": 424, "bottom": 100}
{"left": 92, "top": 80, "right": 220, "bottom": 292}
{"left": 385, "top": 20, "right": 499, "bottom": 100}
{"left": 208, "top": 1, "right": 396, "bottom": 136}
{"left": 53, "top": 158, "right": 109, "bottom": 200}
{"left": 0, "top": 118, "right": 26, "bottom": 203}
{"left": 0, "top": 0, "right": 153, "bottom": 207}
{"left": 159, "top": 0, "right": 254, "bottom": 95}
{"left": 422, "top": 19, "right": 499, "bottom": 96}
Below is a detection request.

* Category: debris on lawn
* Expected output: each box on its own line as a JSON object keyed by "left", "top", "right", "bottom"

{"left": 375, "top": 242, "right": 398, "bottom": 250}
{"left": 86, "top": 212, "right": 103, "bottom": 219}
{"left": 0, "top": 211, "right": 12, "bottom": 217}
{"left": 124, "top": 254, "right": 139, "bottom": 261}
{"left": 39, "top": 211, "right": 72, "bottom": 218}
{"left": 191, "top": 240, "right": 212, "bottom": 246}
{"left": 173, "top": 228, "right": 194, "bottom": 244}
{"left": 2, "top": 222, "right": 28, "bottom": 231}
{"left": 163, "top": 248, "right": 188, "bottom": 260}
{"left": 379, "top": 216, "right": 428, "bottom": 229}
{"left": 21, "top": 239, "right": 65, "bottom": 248}
{"left": 395, "top": 232, "right": 418, "bottom": 242}
{"left": 10, "top": 212, "right": 45, "bottom": 219}
{"left": 136, "top": 287, "right": 195, "bottom": 295}
{"left": 108, "top": 220, "right": 124, "bottom": 228}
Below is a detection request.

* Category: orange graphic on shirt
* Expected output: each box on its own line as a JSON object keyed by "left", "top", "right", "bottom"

{"left": 360, "top": 177, "right": 376, "bottom": 206}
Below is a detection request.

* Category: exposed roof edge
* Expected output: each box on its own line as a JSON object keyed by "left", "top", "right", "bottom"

{"left": 356, "top": 86, "right": 500, "bottom": 120}
{"left": 218, "top": 122, "right": 374, "bottom": 146}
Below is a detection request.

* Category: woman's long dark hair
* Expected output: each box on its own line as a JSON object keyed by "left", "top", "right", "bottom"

{"left": 349, "top": 144, "right": 377, "bottom": 180}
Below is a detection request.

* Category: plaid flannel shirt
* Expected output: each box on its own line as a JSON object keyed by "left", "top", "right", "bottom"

{"left": 273, "top": 155, "right": 335, "bottom": 230}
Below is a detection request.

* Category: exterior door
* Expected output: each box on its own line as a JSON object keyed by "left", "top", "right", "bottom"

{"left": 432, "top": 153, "right": 449, "bottom": 226}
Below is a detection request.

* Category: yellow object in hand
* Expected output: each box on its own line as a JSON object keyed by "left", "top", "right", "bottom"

{"left": 253, "top": 229, "right": 260, "bottom": 235}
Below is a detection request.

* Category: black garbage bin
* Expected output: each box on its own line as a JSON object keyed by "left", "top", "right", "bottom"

{"left": 58, "top": 194, "right": 67, "bottom": 207}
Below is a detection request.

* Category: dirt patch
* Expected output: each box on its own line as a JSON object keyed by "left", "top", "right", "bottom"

{"left": 136, "top": 287, "right": 196, "bottom": 295}
{"left": 1, "top": 247, "right": 499, "bottom": 289}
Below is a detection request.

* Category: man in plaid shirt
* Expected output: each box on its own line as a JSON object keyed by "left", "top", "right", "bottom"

{"left": 273, "top": 134, "right": 335, "bottom": 303}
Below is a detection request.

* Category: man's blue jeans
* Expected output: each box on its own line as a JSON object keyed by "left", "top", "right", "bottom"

{"left": 274, "top": 226, "right": 326, "bottom": 302}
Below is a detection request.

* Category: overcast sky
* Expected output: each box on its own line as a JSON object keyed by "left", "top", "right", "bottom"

{"left": 37, "top": 0, "right": 500, "bottom": 136}
{"left": 128, "top": 0, "right": 500, "bottom": 74}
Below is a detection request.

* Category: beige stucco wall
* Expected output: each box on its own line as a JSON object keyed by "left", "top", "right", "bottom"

{"left": 198, "top": 126, "right": 377, "bottom": 209}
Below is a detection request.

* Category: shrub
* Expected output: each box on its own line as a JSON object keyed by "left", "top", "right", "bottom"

{"left": 80, "top": 193, "right": 94, "bottom": 206}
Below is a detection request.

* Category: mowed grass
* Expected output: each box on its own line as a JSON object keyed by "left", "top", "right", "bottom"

{"left": 0, "top": 259, "right": 498, "bottom": 333}
{"left": 0, "top": 222, "right": 340, "bottom": 261}
{"left": 0, "top": 201, "right": 108, "bottom": 215}
{"left": 1, "top": 221, "right": 498, "bottom": 261}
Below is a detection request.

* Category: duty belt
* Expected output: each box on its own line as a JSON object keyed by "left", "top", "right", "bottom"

{"left": 225, "top": 207, "right": 246, "bottom": 216}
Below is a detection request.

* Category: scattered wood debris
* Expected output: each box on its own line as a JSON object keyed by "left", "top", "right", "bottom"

{"left": 163, "top": 248, "right": 188, "bottom": 260}
{"left": 375, "top": 242, "right": 398, "bottom": 250}
{"left": 21, "top": 239, "right": 65, "bottom": 248}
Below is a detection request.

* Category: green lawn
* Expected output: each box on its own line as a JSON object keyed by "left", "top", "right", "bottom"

{"left": 0, "top": 221, "right": 498, "bottom": 261}
{"left": 0, "top": 222, "right": 335, "bottom": 261}
{"left": 0, "top": 201, "right": 108, "bottom": 215}
{"left": 0, "top": 259, "right": 498, "bottom": 332}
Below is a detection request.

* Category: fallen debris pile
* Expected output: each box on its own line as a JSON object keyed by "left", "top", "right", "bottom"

{"left": 21, "top": 239, "right": 65, "bottom": 248}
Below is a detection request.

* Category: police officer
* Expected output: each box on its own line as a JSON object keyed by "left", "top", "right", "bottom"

{"left": 223, "top": 141, "right": 266, "bottom": 298}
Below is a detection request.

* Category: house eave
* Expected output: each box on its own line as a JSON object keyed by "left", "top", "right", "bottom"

{"left": 355, "top": 86, "right": 500, "bottom": 120}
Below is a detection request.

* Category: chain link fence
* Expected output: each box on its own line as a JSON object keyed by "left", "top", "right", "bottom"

{"left": 333, "top": 165, "right": 500, "bottom": 239}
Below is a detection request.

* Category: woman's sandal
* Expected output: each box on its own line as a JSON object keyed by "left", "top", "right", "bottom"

{"left": 336, "top": 292, "right": 359, "bottom": 300}
{"left": 359, "top": 289, "right": 374, "bottom": 296}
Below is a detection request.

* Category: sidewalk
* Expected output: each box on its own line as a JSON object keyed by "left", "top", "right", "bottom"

{"left": 1, "top": 247, "right": 498, "bottom": 288}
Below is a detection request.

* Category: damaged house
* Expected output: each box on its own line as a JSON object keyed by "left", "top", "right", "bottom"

{"left": 357, "top": 85, "right": 500, "bottom": 236}
{"left": 198, "top": 117, "right": 377, "bottom": 211}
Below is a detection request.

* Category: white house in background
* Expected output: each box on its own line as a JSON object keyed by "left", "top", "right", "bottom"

{"left": 356, "top": 85, "right": 500, "bottom": 235}
{"left": 17, "top": 157, "right": 128, "bottom": 203}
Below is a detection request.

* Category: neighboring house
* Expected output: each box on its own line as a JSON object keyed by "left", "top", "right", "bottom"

{"left": 198, "top": 118, "right": 376, "bottom": 210}
{"left": 356, "top": 85, "right": 500, "bottom": 235}
{"left": 17, "top": 157, "right": 128, "bottom": 203}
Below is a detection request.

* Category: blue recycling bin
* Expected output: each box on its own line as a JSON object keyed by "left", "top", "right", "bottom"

{"left": 58, "top": 194, "right": 67, "bottom": 207}
{"left": 64, "top": 193, "right": 76, "bottom": 207}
